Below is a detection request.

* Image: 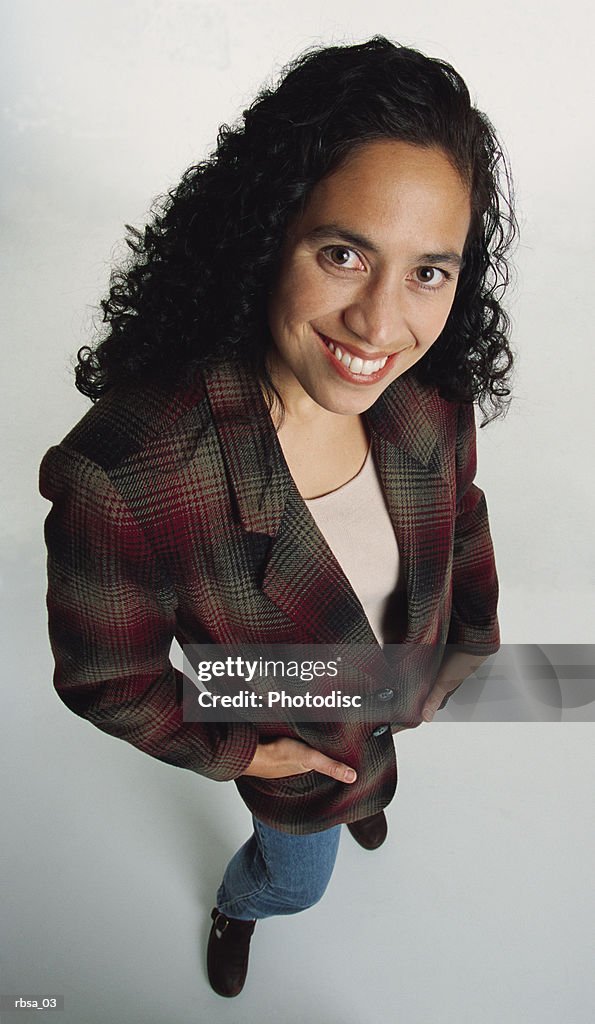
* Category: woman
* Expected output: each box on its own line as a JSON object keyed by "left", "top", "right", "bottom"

{"left": 39, "top": 37, "right": 515, "bottom": 998}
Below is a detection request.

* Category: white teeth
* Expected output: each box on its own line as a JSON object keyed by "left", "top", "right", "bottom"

{"left": 322, "top": 335, "right": 389, "bottom": 376}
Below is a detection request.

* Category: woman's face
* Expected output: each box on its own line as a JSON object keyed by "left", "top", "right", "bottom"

{"left": 267, "top": 139, "right": 472, "bottom": 417}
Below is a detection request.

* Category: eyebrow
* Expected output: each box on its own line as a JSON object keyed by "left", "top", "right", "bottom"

{"left": 303, "top": 222, "right": 464, "bottom": 269}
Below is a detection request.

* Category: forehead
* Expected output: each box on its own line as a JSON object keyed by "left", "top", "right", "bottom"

{"left": 291, "top": 139, "right": 471, "bottom": 250}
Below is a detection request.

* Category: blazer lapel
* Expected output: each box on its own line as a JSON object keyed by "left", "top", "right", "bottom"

{"left": 260, "top": 485, "right": 378, "bottom": 644}
{"left": 366, "top": 374, "right": 453, "bottom": 644}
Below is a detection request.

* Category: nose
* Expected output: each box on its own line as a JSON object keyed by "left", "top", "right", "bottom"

{"left": 342, "top": 276, "right": 408, "bottom": 351}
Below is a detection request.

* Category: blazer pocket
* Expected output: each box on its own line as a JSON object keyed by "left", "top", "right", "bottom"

{"left": 277, "top": 769, "right": 320, "bottom": 793}
{"left": 252, "top": 770, "right": 321, "bottom": 796}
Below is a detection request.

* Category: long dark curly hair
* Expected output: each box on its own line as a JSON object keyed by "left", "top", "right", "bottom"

{"left": 76, "top": 36, "right": 516, "bottom": 423}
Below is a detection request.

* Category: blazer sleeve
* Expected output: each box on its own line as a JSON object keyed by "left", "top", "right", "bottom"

{"left": 39, "top": 443, "right": 259, "bottom": 782}
{"left": 446, "top": 400, "right": 500, "bottom": 656}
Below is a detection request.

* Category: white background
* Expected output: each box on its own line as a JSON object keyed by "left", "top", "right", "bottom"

{"left": 2, "top": 1, "right": 594, "bottom": 1022}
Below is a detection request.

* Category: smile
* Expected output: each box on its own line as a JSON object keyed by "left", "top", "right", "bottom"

{"left": 317, "top": 333, "right": 395, "bottom": 383}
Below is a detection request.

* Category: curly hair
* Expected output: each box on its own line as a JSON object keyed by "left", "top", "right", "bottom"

{"left": 75, "top": 35, "right": 516, "bottom": 423}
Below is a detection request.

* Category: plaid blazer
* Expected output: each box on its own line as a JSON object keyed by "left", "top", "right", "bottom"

{"left": 39, "top": 358, "right": 499, "bottom": 834}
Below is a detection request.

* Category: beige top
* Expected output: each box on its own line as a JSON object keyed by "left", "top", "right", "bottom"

{"left": 305, "top": 445, "right": 402, "bottom": 645}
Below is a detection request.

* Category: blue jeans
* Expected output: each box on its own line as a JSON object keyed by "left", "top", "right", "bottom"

{"left": 216, "top": 816, "right": 342, "bottom": 920}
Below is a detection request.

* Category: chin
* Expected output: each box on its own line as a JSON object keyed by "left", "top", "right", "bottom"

{"left": 311, "top": 389, "right": 381, "bottom": 417}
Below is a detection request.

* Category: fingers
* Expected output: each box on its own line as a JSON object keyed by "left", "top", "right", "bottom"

{"left": 245, "top": 738, "right": 357, "bottom": 783}
{"left": 423, "top": 652, "right": 487, "bottom": 721}
{"left": 422, "top": 682, "right": 452, "bottom": 722}
{"left": 422, "top": 701, "right": 440, "bottom": 722}
{"left": 300, "top": 746, "right": 357, "bottom": 783}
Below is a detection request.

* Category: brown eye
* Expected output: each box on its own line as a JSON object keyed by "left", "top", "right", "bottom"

{"left": 415, "top": 266, "right": 446, "bottom": 288}
{"left": 321, "top": 245, "right": 363, "bottom": 270}
{"left": 329, "top": 247, "right": 353, "bottom": 265}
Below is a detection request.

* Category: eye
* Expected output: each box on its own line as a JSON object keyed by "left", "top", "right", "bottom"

{"left": 413, "top": 266, "right": 451, "bottom": 290}
{"left": 320, "top": 245, "right": 365, "bottom": 271}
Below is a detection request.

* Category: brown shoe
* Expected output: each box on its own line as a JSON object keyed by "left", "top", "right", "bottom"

{"left": 347, "top": 810, "right": 388, "bottom": 850}
{"left": 206, "top": 907, "right": 256, "bottom": 998}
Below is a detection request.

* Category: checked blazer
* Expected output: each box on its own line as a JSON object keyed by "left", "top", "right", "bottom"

{"left": 39, "top": 358, "right": 500, "bottom": 834}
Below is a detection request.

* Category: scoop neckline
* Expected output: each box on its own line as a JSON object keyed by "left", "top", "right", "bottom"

{"left": 304, "top": 442, "right": 373, "bottom": 502}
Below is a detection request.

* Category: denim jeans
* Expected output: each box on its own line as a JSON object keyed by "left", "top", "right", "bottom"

{"left": 216, "top": 815, "right": 342, "bottom": 920}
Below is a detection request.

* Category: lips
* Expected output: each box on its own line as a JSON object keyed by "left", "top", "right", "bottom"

{"left": 317, "top": 332, "right": 396, "bottom": 383}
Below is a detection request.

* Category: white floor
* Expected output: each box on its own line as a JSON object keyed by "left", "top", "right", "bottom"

{"left": 3, "top": 548, "right": 594, "bottom": 1024}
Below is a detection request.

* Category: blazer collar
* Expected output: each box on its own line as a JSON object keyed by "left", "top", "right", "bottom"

{"left": 204, "top": 358, "right": 439, "bottom": 535}
{"left": 364, "top": 370, "right": 439, "bottom": 466}
{"left": 203, "top": 359, "right": 290, "bottom": 537}
{"left": 206, "top": 356, "right": 438, "bottom": 468}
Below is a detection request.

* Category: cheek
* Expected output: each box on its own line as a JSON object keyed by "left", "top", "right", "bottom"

{"left": 277, "top": 261, "right": 335, "bottom": 322}
{"left": 417, "top": 294, "right": 457, "bottom": 345}
{"left": 268, "top": 278, "right": 296, "bottom": 341}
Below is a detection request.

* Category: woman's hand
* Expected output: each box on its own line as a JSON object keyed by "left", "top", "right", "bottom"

{"left": 242, "top": 738, "right": 357, "bottom": 783}
{"left": 422, "top": 650, "right": 489, "bottom": 721}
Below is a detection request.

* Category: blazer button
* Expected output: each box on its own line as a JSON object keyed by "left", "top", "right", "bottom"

{"left": 376, "top": 688, "right": 394, "bottom": 702}
{"left": 371, "top": 724, "right": 390, "bottom": 737}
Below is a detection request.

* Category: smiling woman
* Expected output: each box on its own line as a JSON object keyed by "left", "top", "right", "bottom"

{"left": 39, "top": 36, "right": 516, "bottom": 999}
